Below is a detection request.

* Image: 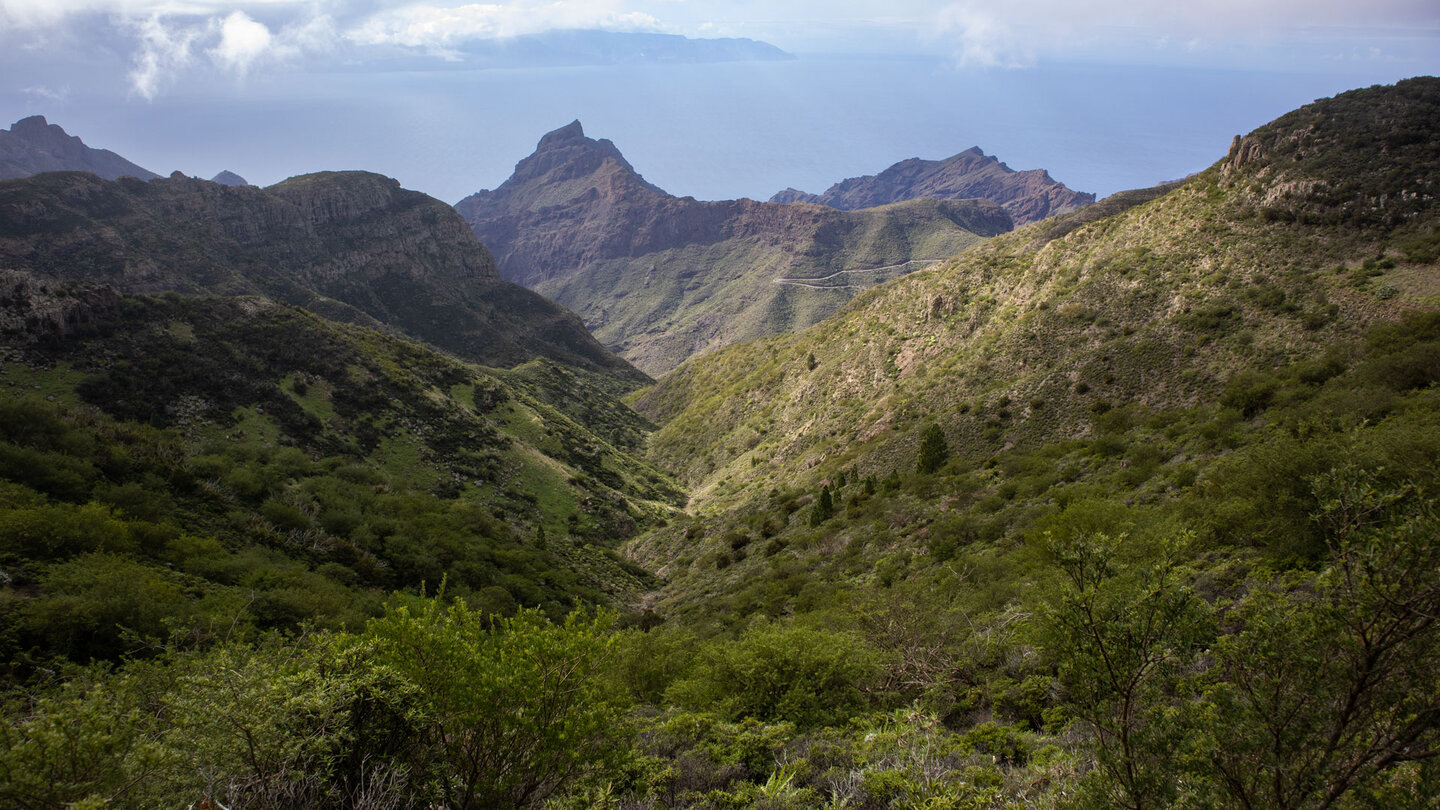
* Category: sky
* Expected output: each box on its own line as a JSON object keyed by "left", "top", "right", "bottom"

{"left": 1, "top": 1, "right": 1438, "bottom": 203}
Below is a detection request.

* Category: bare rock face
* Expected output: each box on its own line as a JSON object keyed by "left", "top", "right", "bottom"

{"left": 768, "top": 146, "right": 1094, "bottom": 226}
{"left": 0, "top": 169, "right": 644, "bottom": 383}
{"left": 1224, "top": 134, "right": 1266, "bottom": 176}
{"left": 0, "top": 115, "right": 160, "bottom": 182}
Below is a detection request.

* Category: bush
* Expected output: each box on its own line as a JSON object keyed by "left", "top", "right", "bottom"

{"left": 667, "top": 622, "right": 881, "bottom": 728}
{"left": 365, "top": 597, "right": 631, "bottom": 809}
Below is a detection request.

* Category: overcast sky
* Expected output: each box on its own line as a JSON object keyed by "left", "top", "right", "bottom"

{"left": 1, "top": 1, "right": 1437, "bottom": 201}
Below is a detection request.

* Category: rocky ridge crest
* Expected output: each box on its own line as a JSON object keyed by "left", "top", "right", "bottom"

{"left": 771, "top": 146, "right": 1094, "bottom": 226}
{"left": 0, "top": 115, "right": 160, "bottom": 182}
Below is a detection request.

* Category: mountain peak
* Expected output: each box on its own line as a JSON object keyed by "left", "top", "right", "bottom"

{"left": 1, "top": 115, "right": 160, "bottom": 182}
{"left": 538, "top": 119, "right": 587, "bottom": 149}
{"left": 457, "top": 120, "right": 665, "bottom": 216}
{"left": 211, "top": 170, "right": 249, "bottom": 186}
{"left": 11, "top": 115, "right": 52, "bottom": 136}
{"left": 770, "top": 145, "right": 1092, "bottom": 226}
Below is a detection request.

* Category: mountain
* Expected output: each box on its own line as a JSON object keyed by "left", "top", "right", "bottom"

{"left": 770, "top": 146, "right": 1095, "bottom": 226}
{"left": 0, "top": 274, "right": 684, "bottom": 643}
{"left": 210, "top": 170, "right": 249, "bottom": 186}
{"left": 456, "top": 121, "right": 1012, "bottom": 374}
{"left": 4, "top": 79, "right": 1439, "bottom": 810}
{"left": 0, "top": 168, "right": 647, "bottom": 391}
{"left": 0, "top": 115, "right": 160, "bottom": 182}
{"left": 631, "top": 75, "right": 1440, "bottom": 607}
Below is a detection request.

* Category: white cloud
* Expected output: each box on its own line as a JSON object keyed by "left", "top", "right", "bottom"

{"left": 210, "top": 10, "right": 272, "bottom": 72}
{"left": 128, "top": 14, "right": 202, "bottom": 99}
{"left": 930, "top": 0, "right": 1440, "bottom": 67}
{"left": 348, "top": 1, "right": 664, "bottom": 48}
{"left": 22, "top": 84, "right": 71, "bottom": 103}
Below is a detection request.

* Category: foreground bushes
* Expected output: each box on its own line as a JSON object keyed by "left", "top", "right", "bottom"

{"left": 0, "top": 601, "right": 629, "bottom": 810}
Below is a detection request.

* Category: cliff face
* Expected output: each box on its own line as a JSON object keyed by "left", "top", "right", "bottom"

{"left": 0, "top": 169, "right": 646, "bottom": 385}
{"left": 0, "top": 115, "right": 161, "bottom": 182}
{"left": 457, "top": 122, "right": 1012, "bottom": 374}
{"left": 770, "top": 146, "right": 1095, "bottom": 226}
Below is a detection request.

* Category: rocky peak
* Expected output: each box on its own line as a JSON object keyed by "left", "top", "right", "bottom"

{"left": 769, "top": 146, "right": 1093, "bottom": 226}
{"left": 11, "top": 115, "right": 57, "bottom": 140}
{"left": 537, "top": 119, "right": 587, "bottom": 149}
{"left": 211, "top": 170, "right": 249, "bottom": 186}
{"left": 470, "top": 120, "right": 667, "bottom": 211}
{"left": 1, "top": 115, "right": 160, "bottom": 182}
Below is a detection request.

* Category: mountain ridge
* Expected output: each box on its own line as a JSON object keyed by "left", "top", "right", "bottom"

{"left": 0, "top": 168, "right": 648, "bottom": 390}
{"left": 770, "top": 145, "right": 1095, "bottom": 226}
{"left": 457, "top": 122, "right": 1012, "bottom": 374}
{"left": 0, "top": 115, "right": 160, "bottom": 182}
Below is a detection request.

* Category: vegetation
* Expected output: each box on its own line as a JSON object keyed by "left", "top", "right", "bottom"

{"left": 3, "top": 78, "right": 1439, "bottom": 808}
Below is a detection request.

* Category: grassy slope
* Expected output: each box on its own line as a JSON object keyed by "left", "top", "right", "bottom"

{"left": 542, "top": 198, "right": 1001, "bottom": 375}
{"left": 629, "top": 76, "right": 1440, "bottom": 616}
{"left": 0, "top": 288, "right": 686, "bottom": 653}
{"left": 540, "top": 198, "right": 996, "bottom": 375}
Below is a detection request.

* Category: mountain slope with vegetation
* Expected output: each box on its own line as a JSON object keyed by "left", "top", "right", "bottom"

{"left": 771, "top": 145, "right": 1095, "bottom": 226}
{"left": 3, "top": 78, "right": 1439, "bottom": 810}
{"left": 0, "top": 280, "right": 682, "bottom": 655}
{"left": 0, "top": 168, "right": 646, "bottom": 390}
{"left": 456, "top": 121, "right": 1012, "bottom": 374}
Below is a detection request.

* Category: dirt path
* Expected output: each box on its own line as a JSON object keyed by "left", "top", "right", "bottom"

{"left": 772, "top": 258, "right": 945, "bottom": 289}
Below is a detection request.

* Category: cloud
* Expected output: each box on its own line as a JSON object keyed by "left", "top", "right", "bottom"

{"left": 930, "top": 0, "right": 1440, "bottom": 67}
{"left": 129, "top": 14, "right": 203, "bottom": 99}
{"left": 210, "top": 10, "right": 272, "bottom": 72}
{"left": 348, "top": 1, "right": 664, "bottom": 48}
{"left": 22, "top": 84, "right": 70, "bottom": 103}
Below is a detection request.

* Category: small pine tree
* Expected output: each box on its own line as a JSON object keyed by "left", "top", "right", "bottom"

{"left": 917, "top": 424, "right": 949, "bottom": 474}
{"left": 809, "top": 486, "right": 834, "bottom": 526}
{"left": 807, "top": 352, "right": 818, "bottom": 371}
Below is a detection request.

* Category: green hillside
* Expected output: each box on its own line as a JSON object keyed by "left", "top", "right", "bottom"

{"left": 0, "top": 284, "right": 682, "bottom": 661}
{"left": 544, "top": 197, "right": 1000, "bottom": 373}
{"left": 3, "top": 79, "right": 1439, "bottom": 810}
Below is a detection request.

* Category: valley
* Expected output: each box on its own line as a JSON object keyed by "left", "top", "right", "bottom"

{"left": 1, "top": 77, "right": 1438, "bottom": 809}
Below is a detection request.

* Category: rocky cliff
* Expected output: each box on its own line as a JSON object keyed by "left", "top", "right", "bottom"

{"left": 770, "top": 146, "right": 1094, "bottom": 226}
{"left": 0, "top": 169, "right": 646, "bottom": 386}
{"left": 457, "top": 122, "right": 1012, "bottom": 374}
{"left": 0, "top": 115, "right": 160, "bottom": 182}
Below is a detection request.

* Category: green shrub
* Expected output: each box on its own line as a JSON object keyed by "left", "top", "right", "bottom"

{"left": 667, "top": 622, "right": 881, "bottom": 728}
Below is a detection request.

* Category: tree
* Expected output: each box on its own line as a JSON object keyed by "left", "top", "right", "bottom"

{"left": 809, "top": 486, "right": 834, "bottom": 526}
{"left": 916, "top": 425, "right": 949, "bottom": 474}
{"left": 1193, "top": 468, "right": 1440, "bottom": 809}
{"left": 1042, "top": 532, "right": 1214, "bottom": 810}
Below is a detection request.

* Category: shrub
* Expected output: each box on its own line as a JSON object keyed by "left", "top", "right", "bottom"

{"left": 365, "top": 598, "right": 631, "bottom": 809}
{"left": 667, "top": 622, "right": 881, "bottom": 728}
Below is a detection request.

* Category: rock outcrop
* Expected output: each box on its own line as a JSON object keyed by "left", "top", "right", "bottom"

{"left": 769, "top": 146, "right": 1094, "bottom": 226}
{"left": 0, "top": 116, "right": 160, "bottom": 182}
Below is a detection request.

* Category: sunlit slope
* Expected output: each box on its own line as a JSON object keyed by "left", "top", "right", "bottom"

{"left": 636, "top": 77, "right": 1440, "bottom": 506}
